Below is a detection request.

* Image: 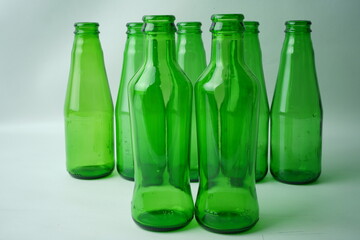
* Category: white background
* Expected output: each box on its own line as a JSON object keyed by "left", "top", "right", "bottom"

{"left": 1, "top": 0, "right": 360, "bottom": 239}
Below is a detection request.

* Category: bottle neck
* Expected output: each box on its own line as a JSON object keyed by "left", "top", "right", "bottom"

{"left": 210, "top": 33, "right": 245, "bottom": 65}
{"left": 144, "top": 32, "right": 176, "bottom": 65}
{"left": 243, "top": 31, "right": 261, "bottom": 66}
{"left": 283, "top": 31, "right": 314, "bottom": 56}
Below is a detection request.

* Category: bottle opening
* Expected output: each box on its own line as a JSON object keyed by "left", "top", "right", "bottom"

{"left": 285, "top": 20, "right": 312, "bottom": 33}
{"left": 244, "top": 21, "right": 260, "bottom": 33}
{"left": 210, "top": 14, "right": 245, "bottom": 34}
{"left": 126, "top": 22, "right": 143, "bottom": 34}
{"left": 177, "top": 22, "right": 202, "bottom": 34}
{"left": 143, "top": 15, "right": 176, "bottom": 34}
{"left": 74, "top": 22, "right": 99, "bottom": 34}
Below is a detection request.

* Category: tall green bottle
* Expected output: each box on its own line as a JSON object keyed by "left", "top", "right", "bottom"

{"left": 271, "top": 20, "right": 322, "bottom": 184}
{"left": 243, "top": 21, "right": 269, "bottom": 182}
{"left": 64, "top": 22, "right": 114, "bottom": 179}
{"left": 194, "top": 14, "right": 260, "bottom": 233}
{"left": 129, "top": 15, "right": 194, "bottom": 231}
{"left": 176, "top": 22, "right": 207, "bottom": 182}
{"left": 115, "top": 22, "right": 145, "bottom": 180}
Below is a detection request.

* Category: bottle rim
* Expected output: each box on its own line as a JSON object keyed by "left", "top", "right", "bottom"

{"left": 177, "top": 22, "right": 202, "bottom": 34}
{"left": 285, "top": 20, "right": 312, "bottom": 26}
{"left": 211, "top": 14, "right": 244, "bottom": 22}
{"left": 285, "top": 20, "right": 312, "bottom": 33}
{"left": 143, "top": 15, "right": 176, "bottom": 34}
{"left": 126, "top": 22, "right": 143, "bottom": 34}
{"left": 177, "top": 22, "right": 202, "bottom": 27}
{"left": 244, "top": 21, "right": 260, "bottom": 33}
{"left": 210, "top": 14, "right": 245, "bottom": 34}
{"left": 143, "top": 15, "right": 176, "bottom": 23}
{"left": 74, "top": 22, "right": 99, "bottom": 34}
{"left": 74, "top": 22, "right": 99, "bottom": 27}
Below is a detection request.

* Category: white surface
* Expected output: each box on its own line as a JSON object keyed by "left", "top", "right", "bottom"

{"left": 0, "top": 120, "right": 359, "bottom": 240}
{"left": 1, "top": 0, "right": 360, "bottom": 239}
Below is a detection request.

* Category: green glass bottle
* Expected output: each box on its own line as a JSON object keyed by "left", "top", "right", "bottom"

{"left": 243, "top": 21, "right": 269, "bottom": 182}
{"left": 64, "top": 22, "right": 115, "bottom": 179}
{"left": 194, "top": 14, "right": 260, "bottom": 233}
{"left": 271, "top": 20, "right": 322, "bottom": 184}
{"left": 176, "top": 22, "right": 207, "bottom": 182}
{"left": 129, "top": 15, "right": 194, "bottom": 231}
{"left": 115, "top": 22, "right": 145, "bottom": 180}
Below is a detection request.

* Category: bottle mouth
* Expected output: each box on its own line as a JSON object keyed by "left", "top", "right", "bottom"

{"left": 244, "top": 21, "right": 260, "bottom": 33}
{"left": 285, "top": 20, "right": 312, "bottom": 32}
{"left": 126, "top": 22, "right": 143, "bottom": 34}
{"left": 210, "top": 14, "right": 245, "bottom": 34}
{"left": 177, "top": 22, "right": 202, "bottom": 34}
{"left": 143, "top": 15, "right": 176, "bottom": 33}
{"left": 74, "top": 22, "right": 99, "bottom": 34}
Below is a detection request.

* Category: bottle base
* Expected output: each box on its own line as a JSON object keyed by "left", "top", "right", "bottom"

{"left": 68, "top": 165, "right": 113, "bottom": 179}
{"left": 196, "top": 213, "right": 258, "bottom": 234}
{"left": 116, "top": 167, "right": 134, "bottom": 181}
{"left": 271, "top": 169, "right": 320, "bottom": 185}
{"left": 133, "top": 210, "right": 193, "bottom": 232}
{"left": 255, "top": 170, "right": 267, "bottom": 182}
{"left": 190, "top": 170, "right": 199, "bottom": 182}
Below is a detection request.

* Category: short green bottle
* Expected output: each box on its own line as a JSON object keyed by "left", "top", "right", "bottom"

{"left": 129, "top": 15, "right": 194, "bottom": 232}
{"left": 176, "top": 21, "right": 207, "bottom": 182}
{"left": 271, "top": 20, "right": 323, "bottom": 184}
{"left": 244, "top": 21, "right": 269, "bottom": 182}
{"left": 115, "top": 22, "right": 145, "bottom": 180}
{"left": 194, "top": 14, "right": 260, "bottom": 233}
{"left": 64, "top": 23, "right": 115, "bottom": 179}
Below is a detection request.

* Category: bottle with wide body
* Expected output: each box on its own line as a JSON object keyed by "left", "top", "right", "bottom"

{"left": 243, "top": 21, "right": 269, "bottom": 182}
{"left": 64, "top": 22, "right": 114, "bottom": 179}
{"left": 271, "top": 20, "right": 322, "bottom": 184}
{"left": 176, "top": 21, "right": 207, "bottom": 182}
{"left": 195, "top": 14, "right": 260, "bottom": 233}
{"left": 115, "top": 22, "right": 145, "bottom": 180}
{"left": 129, "top": 15, "right": 194, "bottom": 232}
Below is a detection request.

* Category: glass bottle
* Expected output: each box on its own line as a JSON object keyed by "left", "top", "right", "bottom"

{"left": 64, "top": 22, "right": 114, "bottom": 179}
{"left": 270, "top": 20, "right": 322, "bottom": 184}
{"left": 243, "top": 21, "right": 269, "bottom": 182}
{"left": 176, "top": 21, "right": 207, "bottom": 182}
{"left": 129, "top": 15, "right": 194, "bottom": 231}
{"left": 194, "top": 14, "right": 260, "bottom": 233}
{"left": 115, "top": 22, "right": 145, "bottom": 180}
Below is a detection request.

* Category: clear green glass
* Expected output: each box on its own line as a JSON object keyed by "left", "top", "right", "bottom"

{"left": 244, "top": 21, "right": 269, "bottom": 182}
{"left": 194, "top": 14, "right": 260, "bottom": 233}
{"left": 64, "top": 23, "right": 115, "bottom": 179}
{"left": 271, "top": 20, "right": 322, "bottom": 184}
{"left": 129, "top": 15, "right": 194, "bottom": 232}
{"left": 176, "top": 22, "right": 207, "bottom": 182}
{"left": 115, "top": 22, "right": 145, "bottom": 181}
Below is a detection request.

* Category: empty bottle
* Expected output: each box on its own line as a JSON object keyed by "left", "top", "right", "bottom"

{"left": 194, "top": 14, "right": 260, "bottom": 233}
{"left": 115, "top": 22, "right": 145, "bottom": 180}
{"left": 176, "top": 21, "right": 207, "bottom": 182}
{"left": 243, "top": 21, "right": 269, "bottom": 182}
{"left": 271, "top": 20, "right": 322, "bottom": 184}
{"left": 129, "top": 15, "right": 194, "bottom": 231}
{"left": 64, "top": 22, "right": 114, "bottom": 179}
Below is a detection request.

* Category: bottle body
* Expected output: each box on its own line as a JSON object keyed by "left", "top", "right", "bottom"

{"left": 176, "top": 22, "right": 207, "bottom": 182}
{"left": 129, "top": 15, "right": 194, "bottom": 231}
{"left": 243, "top": 21, "right": 269, "bottom": 182}
{"left": 195, "top": 14, "right": 259, "bottom": 233}
{"left": 271, "top": 21, "right": 322, "bottom": 184}
{"left": 64, "top": 23, "right": 114, "bottom": 179}
{"left": 115, "top": 23, "right": 145, "bottom": 180}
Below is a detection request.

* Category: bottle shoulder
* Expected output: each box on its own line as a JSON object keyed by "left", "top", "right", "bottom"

{"left": 195, "top": 63, "right": 258, "bottom": 91}
{"left": 129, "top": 63, "right": 192, "bottom": 93}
